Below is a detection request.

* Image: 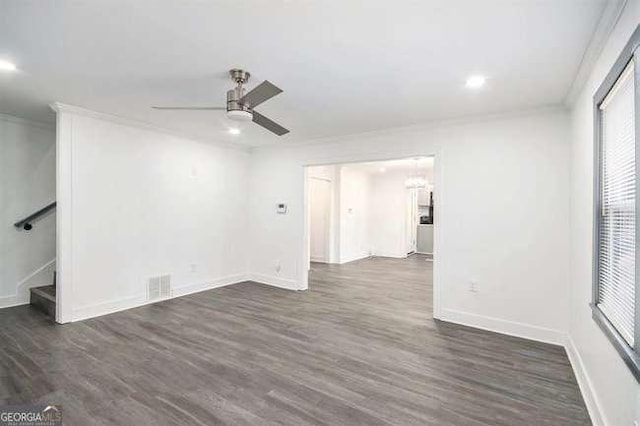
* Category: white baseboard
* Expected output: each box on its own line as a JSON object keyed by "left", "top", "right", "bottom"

{"left": 0, "top": 295, "right": 23, "bottom": 309}
{"left": 310, "top": 256, "right": 327, "bottom": 263}
{"left": 439, "top": 308, "right": 566, "bottom": 346}
{"left": 372, "top": 253, "right": 407, "bottom": 259}
{"left": 72, "top": 273, "right": 248, "bottom": 322}
{"left": 247, "top": 273, "right": 301, "bottom": 290}
{"left": 173, "top": 273, "right": 249, "bottom": 298}
{"left": 338, "top": 254, "right": 371, "bottom": 264}
{"left": 73, "top": 294, "right": 144, "bottom": 322}
{"left": 565, "top": 335, "right": 606, "bottom": 426}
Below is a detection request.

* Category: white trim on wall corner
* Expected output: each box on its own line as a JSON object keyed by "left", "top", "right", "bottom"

{"left": 439, "top": 308, "right": 567, "bottom": 346}
{"left": 564, "top": 0, "right": 628, "bottom": 106}
{"left": 565, "top": 336, "right": 607, "bottom": 426}
{"left": 55, "top": 110, "right": 74, "bottom": 324}
{"left": 431, "top": 149, "right": 443, "bottom": 320}
{"left": 72, "top": 273, "right": 249, "bottom": 322}
{"left": 248, "top": 273, "right": 302, "bottom": 291}
{"left": 49, "top": 102, "right": 250, "bottom": 153}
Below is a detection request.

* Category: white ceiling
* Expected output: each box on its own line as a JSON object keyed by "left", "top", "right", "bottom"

{"left": 1, "top": 0, "right": 608, "bottom": 146}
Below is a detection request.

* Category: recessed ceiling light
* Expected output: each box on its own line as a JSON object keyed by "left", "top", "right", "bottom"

{"left": 465, "top": 75, "right": 486, "bottom": 89}
{"left": 228, "top": 128, "right": 241, "bottom": 135}
{"left": 379, "top": 167, "right": 386, "bottom": 173}
{"left": 0, "top": 60, "right": 17, "bottom": 72}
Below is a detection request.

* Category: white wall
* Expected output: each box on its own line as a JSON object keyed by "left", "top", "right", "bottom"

{"left": 248, "top": 108, "right": 572, "bottom": 344}
{"left": 0, "top": 114, "right": 56, "bottom": 308}
{"left": 338, "top": 166, "right": 372, "bottom": 263}
{"left": 53, "top": 105, "right": 250, "bottom": 322}
{"left": 568, "top": 1, "right": 640, "bottom": 424}
{"left": 370, "top": 170, "right": 410, "bottom": 258}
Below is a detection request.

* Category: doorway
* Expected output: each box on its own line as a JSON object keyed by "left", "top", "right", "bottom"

{"left": 304, "top": 156, "right": 438, "bottom": 317}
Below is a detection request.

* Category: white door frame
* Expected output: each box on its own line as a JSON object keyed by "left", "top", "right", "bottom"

{"left": 406, "top": 188, "right": 418, "bottom": 255}
{"left": 308, "top": 176, "right": 332, "bottom": 263}
{"left": 52, "top": 105, "right": 74, "bottom": 324}
{"left": 300, "top": 151, "right": 443, "bottom": 320}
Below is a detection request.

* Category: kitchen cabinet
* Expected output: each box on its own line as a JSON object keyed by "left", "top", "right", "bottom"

{"left": 417, "top": 189, "right": 431, "bottom": 206}
{"left": 417, "top": 224, "right": 434, "bottom": 254}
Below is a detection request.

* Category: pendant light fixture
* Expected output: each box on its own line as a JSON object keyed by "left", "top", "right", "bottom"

{"left": 405, "top": 158, "right": 427, "bottom": 189}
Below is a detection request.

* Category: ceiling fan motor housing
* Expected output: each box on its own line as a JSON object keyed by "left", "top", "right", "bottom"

{"left": 229, "top": 68, "right": 250, "bottom": 84}
{"left": 226, "top": 87, "right": 253, "bottom": 121}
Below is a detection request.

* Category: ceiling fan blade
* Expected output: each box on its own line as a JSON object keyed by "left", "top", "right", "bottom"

{"left": 252, "top": 111, "right": 289, "bottom": 136}
{"left": 239, "top": 80, "right": 283, "bottom": 108}
{"left": 151, "top": 106, "right": 226, "bottom": 110}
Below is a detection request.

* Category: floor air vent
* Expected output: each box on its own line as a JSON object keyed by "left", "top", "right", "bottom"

{"left": 147, "top": 274, "right": 171, "bottom": 301}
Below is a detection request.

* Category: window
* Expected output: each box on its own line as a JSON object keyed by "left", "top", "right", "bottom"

{"left": 593, "top": 25, "right": 640, "bottom": 381}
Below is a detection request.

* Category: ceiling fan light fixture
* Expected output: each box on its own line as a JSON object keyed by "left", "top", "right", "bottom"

{"left": 227, "top": 109, "right": 253, "bottom": 122}
{"left": 405, "top": 158, "right": 427, "bottom": 188}
{"left": 151, "top": 69, "right": 288, "bottom": 135}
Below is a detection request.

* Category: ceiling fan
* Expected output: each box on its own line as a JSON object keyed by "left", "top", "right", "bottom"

{"left": 152, "top": 69, "right": 289, "bottom": 136}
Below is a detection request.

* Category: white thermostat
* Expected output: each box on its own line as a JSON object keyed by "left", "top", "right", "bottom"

{"left": 276, "top": 203, "right": 288, "bottom": 214}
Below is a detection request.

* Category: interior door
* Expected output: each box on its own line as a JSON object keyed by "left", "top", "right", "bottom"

{"left": 310, "top": 178, "right": 331, "bottom": 263}
{"left": 406, "top": 189, "right": 417, "bottom": 254}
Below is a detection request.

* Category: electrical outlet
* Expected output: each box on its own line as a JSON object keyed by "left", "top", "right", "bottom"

{"left": 190, "top": 263, "right": 197, "bottom": 273}
{"left": 275, "top": 260, "right": 281, "bottom": 273}
{"left": 469, "top": 280, "right": 479, "bottom": 293}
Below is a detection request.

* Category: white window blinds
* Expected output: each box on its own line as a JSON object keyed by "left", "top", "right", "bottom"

{"left": 598, "top": 60, "right": 636, "bottom": 347}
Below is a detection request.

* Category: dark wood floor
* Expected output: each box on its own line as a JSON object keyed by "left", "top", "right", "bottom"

{"left": 0, "top": 255, "right": 590, "bottom": 425}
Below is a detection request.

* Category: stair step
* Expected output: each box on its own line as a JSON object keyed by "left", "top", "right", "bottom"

{"left": 30, "top": 285, "right": 56, "bottom": 318}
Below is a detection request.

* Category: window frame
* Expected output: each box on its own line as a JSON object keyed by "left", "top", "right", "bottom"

{"left": 592, "top": 24, "right": 640, "bottom": 382}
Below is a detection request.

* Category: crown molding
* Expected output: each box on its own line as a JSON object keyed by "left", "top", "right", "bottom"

{"left": 260, "top": 104, "right": 568, "bottom": 151}
{"left": 564, "top": 0, "right": 628, "bottom": 106}
{"left": 49, "top": 102, "right": 250, "bottom": 153}
{"left": 0, "top": 113, "right": 55, "bottom": 131}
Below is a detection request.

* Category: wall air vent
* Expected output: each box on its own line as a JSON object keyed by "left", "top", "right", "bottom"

{"left": 147, "top": 274, "right": 172, "bottom": 301}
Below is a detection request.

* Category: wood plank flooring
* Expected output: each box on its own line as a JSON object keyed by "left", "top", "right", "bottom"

{"left": 0, "top": 255, "right": 590, "bottom": 425}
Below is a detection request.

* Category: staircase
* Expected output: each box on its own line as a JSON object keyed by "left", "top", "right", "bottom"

{"left": 14, "top": 203, "right": 58, "bottom": 320}
{"left": 30, "top": 284, "right": 56, "bottom": 319}
{"left": 30, "top": 271, "right": 56, "bottom": 319}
